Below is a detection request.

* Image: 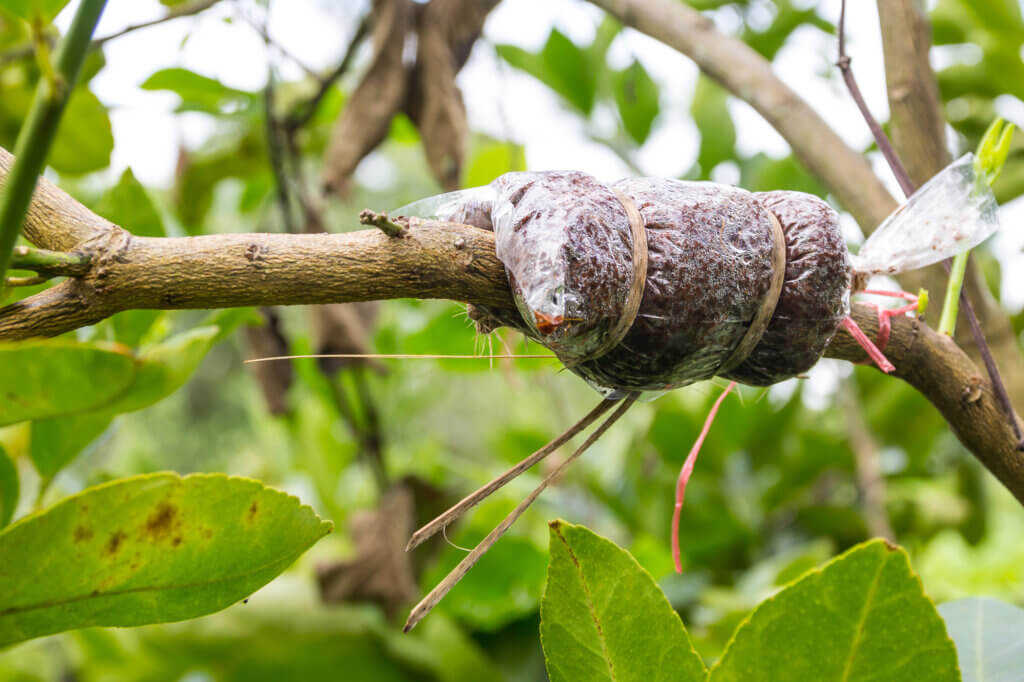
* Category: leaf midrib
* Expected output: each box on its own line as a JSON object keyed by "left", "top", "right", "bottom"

{"left": 554, "top": 526, "right": 618, "bottom": 682}
{"left": 839, "top": 557, "right": 886, "bottom": 682}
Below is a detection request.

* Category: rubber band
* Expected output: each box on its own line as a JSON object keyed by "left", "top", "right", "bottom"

{"left": 577, "top": 189, "right": 648, "bottom": 362}
{"left": 716, "top": 210, "right": 788, "bottom": 374}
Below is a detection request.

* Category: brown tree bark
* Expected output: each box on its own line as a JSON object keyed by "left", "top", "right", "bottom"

{"left": 2, "top": 150, "right": 1022, "bottom": 507}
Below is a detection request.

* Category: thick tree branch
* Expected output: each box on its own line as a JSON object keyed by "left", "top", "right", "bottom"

{"left": 827, "top": 305, "right": 1024, "bottom": 506}
{"left": 587, "top": 0, "right": 898, "bottom": 231}
{"left": 876, "top": 0, "right": 949, "bottom": 185}
{"left": 0, "top": 224, "right": 512, "bottom": 339}
{"left": 0, "top": 147, "right": 114, "bottom": 251}
{"left": 0, "top": 161, "right": 1021, "bottom": 506}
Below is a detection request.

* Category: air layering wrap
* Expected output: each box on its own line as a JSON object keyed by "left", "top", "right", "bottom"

{"left": 412, "top": 171, "right": 853, "bottom": 393}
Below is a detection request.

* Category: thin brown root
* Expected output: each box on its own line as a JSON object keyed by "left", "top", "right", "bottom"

{"left": 244, "top": 353, "right": 555, "bottom": 364}
{"left": 405, "top": 396, "right": 618, "bottom": 552}
{"left": 402, "top": 394, "right": 637, "bottom": 632}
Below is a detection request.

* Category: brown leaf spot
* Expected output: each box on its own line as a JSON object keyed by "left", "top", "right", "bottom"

{"left": 172, "top": 536, "right": 183, "bottom": 547}
{"left": 247, "top": 501, "right": 259, "bottom": 523}
{"left": 74, "top": 526, "right": 93, "bottom": 543}
{"left": 105, "top": 530, "right": 127, "bottom": 555}
{"left": 144, "top": 502, "right": 178, "bottom": 541}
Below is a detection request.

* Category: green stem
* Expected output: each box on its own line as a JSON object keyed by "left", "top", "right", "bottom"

{"left": 938, "top": 250, "right": 969, "bottom": 336}
{"left": 9, "top": 245, "right": 90, "bottom": 274}
{"left": 0, "top": 0, "right": 108, "bottom": 288}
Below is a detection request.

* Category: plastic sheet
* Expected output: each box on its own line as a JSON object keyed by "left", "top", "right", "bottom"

{"left": 398, "top": 172, "right": 852, "bottom": 392}
{"left": 852, "top": 153, "right": 1000, "bottom": 276}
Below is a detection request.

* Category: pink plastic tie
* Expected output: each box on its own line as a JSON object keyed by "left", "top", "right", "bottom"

{"left": 672, "top": 381, "right": 736, "bottom": 573}
{"left": 841, "top": 316, "right": 895, "bottom": 373}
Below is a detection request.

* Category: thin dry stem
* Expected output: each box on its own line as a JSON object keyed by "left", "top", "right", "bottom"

{"left": 403, "top": 395, "right": 637, "bottom": 632}
{"left": 405, "top": 397, "right": 618, "bottom": 551}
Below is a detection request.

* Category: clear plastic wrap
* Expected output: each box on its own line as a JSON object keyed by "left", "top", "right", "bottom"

{"left": 852, "top": 153, "right": 999, "bottom": 276}
{"left": 397, "top": 172, "right": 852, "bottom": 392}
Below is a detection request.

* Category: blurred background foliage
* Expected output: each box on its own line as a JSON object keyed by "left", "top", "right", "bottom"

{"left": 1, "top": 0, "right": 1024, "bottom": 679}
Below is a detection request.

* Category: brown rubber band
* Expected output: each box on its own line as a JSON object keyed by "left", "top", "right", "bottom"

{"left": 716, "top": 210, "right": 787, "bottom": 374}
{"left": 578, "top": 188, "right": 649, "bottom": 363}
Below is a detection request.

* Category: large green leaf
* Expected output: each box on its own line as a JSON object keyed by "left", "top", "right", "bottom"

{"left": 613, "top": 60, "right": 659, "bottom": 145}
{"left": 709, "top": 540, "right": 959, "bottom": 681}
{"left": 29, "top": 412, "right": 112, "bottom": 479}
{"left": 99, "top": 326, "right": 219, "bottom": 415}
{"left": 0, "top": 444, "right": 17, "bottom": 528}
{"left": 0, "top": 472, "right": 331, "bottom": 647}
{"left": 49, "top": 86, "right": 114, "bottom": 175}
{"left": 540, "top": 521, "right": 707, "bottom": 682}
{"left": 0, "top": 340, "right": 137, "bottom": 426}
{"left": 939, "top": 597, "right": 1024, "bottom": 682}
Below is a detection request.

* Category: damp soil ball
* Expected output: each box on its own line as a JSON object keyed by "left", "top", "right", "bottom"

{"left": 446, "top": 172, "right": 852, "bottom": 393}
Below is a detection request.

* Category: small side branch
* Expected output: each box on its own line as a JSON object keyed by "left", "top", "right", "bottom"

{"left": 9, "top": 246, "right": 90, "bottom": 276}
{"left": 359, "top": 209, "right": 408, "bottom": 238}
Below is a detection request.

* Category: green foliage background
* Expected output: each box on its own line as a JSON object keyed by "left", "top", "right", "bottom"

{"left": 2, "top": 0, "right": 1024, "bottom": 679}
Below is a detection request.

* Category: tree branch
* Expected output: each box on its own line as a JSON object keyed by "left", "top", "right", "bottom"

{"left": 0, "top": 158, "right": 1021, "bottom": 507}
{"left": 874, "top": 0, "right": 1024, "bottom": 412}
{"left": 0, "top": 147, "right": 114, "bottom": 251}
{"left": 875, "top": 0, "right": 949, "bottom": 185}
{"left": 586, "top": 0, "right": 898, "bottom": 231}
{"left": 0, "top": 0, "right": 108, "bottom": 285}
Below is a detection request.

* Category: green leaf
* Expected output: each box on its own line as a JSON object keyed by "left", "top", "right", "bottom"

{"left": 49, "top": 86, "right": 114, "bottom": 175}
{"left": 106, "top": 310, "right": 165, "bottom": 348}
{"left": 93, "top": 168, "right": 167, "bottom": 238}
{"left": 464, "top": 139, "right": 526, "bottom": 188}
{"left": 0, "top": 444, "right": 17, "bottom": 528}
{"left": 541, "top": 520, "right": 707, "bottom": 682}
{"left": 690, "top": 76, "right": 736, "bottom": 178}
{"left": 614, "top": 60, "right": 659, "bottom": 145}
{"left": 974, "top": 118, "right": 1015, "bottom": 185}
{"left": 0, "top": 340, "right": 137, "bottom": 426}
{"left": 2, "top": 0, "right": 69, "bottom": 22}
{"left": 29, "top": 411, "right": 112, "bottom": 479}
{"left": 99, "top": 326, "right": 219, "bottom": 415}
{"left": 141, "top": 67, "right": 255, "bottom": 115}
{"left": 496, "top": 29, "right": 596, "bottom": 115}
{"left": 939, "top": 597, "right": 1024, "bottom": 682}
{"left": 0, "top": 472, "right": 331, "bottom": 647}
{"left": 540, "top": 29, "right": 595, "bottom": 115}
{"left": 709, "top": 540, "right": 959, "bottom": 681}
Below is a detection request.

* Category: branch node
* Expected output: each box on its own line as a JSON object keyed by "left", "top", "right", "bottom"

{"left": 359, "top": 209, "right": 407, "bottom": 238}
